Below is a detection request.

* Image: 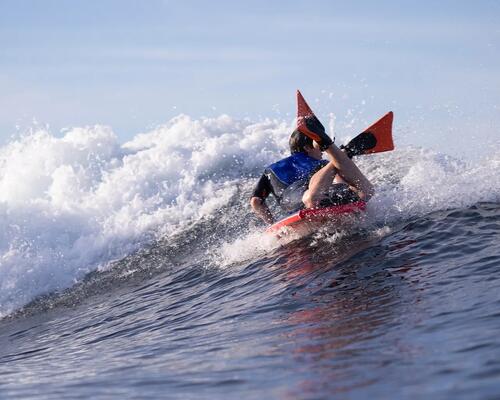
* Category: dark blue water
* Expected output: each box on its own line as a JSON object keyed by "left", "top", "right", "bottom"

{"left": 1, "top": 202, "right": 500, "bottom": 399}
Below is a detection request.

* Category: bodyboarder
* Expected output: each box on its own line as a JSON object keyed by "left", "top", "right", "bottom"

{"left": 250, "top": 91, "right": 392, "bottom": 225}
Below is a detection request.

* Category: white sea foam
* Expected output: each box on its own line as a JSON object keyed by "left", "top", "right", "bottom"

{"left": 0, "top": 114, "right": 499, "bottom": 317}
{"left": 215, "top": 231, "right": 282, "bottom": 269}
{"left": 364, "top": 146, "right": 500, "bottom": 222}
{"left": 0, "top": 115, "right": 291, "bottom": 317}
{"left": 215, "top": 144, "right": 500, "bottom": 266}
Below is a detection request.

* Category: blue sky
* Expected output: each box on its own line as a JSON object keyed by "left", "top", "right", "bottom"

{"left": 1, "top": 0, "right": 499, "bottom": 155}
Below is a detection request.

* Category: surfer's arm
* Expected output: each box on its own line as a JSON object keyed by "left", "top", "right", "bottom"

{"left": 325, "top": 144, "right": 374, "bottom": 201}
{"left": 250, "top": 197, "right": 274, "bottom": 224}
{"left": 250, "top": 174, "right": 275, "bottom": 224}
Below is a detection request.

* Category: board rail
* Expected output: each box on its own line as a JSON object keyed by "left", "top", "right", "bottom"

{"left": 266, "top": 201, "right": 367, "bottom": 233}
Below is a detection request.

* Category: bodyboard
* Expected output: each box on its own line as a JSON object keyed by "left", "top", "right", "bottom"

{"left": 266, "top": 201, "right": 366, "bottom": 235}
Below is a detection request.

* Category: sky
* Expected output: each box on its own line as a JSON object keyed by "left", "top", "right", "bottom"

{"left": 1, "top": 0, "right": 499, "bottom": 156}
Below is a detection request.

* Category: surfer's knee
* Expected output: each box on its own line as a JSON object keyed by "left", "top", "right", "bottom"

{"left": 357, "top": 180, "right": 375, "bottom": 201}
{"left": 302, "top": 190, "right": 312, "bottom": 208}
{"left": 302, "top": 190, "right": 322, "bottom": 209}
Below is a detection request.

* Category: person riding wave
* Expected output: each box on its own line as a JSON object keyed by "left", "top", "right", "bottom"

{"left": 250, "top": 92, "right": 375, "bottom": 225}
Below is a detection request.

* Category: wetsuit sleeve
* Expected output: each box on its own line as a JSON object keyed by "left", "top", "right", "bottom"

{"left": 252, "top": 174, "right": 272, "bottom": 200}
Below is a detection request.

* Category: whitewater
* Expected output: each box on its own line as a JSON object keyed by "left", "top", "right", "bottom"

{"left": 1, "top": 114, "right": 500, "bottom": 399}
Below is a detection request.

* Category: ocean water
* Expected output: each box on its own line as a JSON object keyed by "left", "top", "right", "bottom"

{"left": 0, "top": 115, "right": 499, "bottom": 399}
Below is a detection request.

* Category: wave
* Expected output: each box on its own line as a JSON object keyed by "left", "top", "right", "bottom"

{"left": 0, "top": 114, "right": 499, "bottom": 318}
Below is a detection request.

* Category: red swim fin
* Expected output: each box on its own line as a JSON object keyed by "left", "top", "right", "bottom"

{"left": 296, "top": 90, "right": 332, "bottom": 149}
{"left": 364, "top": 111, "right": 394, "bottom": 154}
{"left": 296, "top": 90, "right": 315, "bottom": 120}
{"left": 341, "top": 112, "right": 394, "bottom": 158}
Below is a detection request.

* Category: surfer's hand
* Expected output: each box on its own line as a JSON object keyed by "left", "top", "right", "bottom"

{"left": 309, "top": 128, "right": 333, "bottom": 151}
{"left": 298, "top": 116, "right": 333, "bottom": 151}
{"left": 250, "top": 197, "right": 274, "bottom": 225}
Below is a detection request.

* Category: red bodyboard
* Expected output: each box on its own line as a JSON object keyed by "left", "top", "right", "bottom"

{"left": 266, "top": 201, "right": 366, "bottom": 234}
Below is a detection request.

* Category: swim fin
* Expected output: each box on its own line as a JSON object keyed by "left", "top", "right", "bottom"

{"left": 296, "top": 90, "right": 333, "bottom": 150}
{"left": 341, "top": 111, "right": 394, "bottom": 158}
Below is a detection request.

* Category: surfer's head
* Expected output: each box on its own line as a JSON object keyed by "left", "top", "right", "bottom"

{"left": 289, "top": 129, "right": 323, "bottom": 159}
{"left": 289, "top": 129, "right": 313, "bottom": 154}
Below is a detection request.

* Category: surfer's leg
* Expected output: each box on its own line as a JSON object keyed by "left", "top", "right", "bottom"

{"left": 303, "top": 143, "right": 373, "bottom": 208}
{"left": 302, "top": 163, "right": 338, "bottom": 208}
{"left": 323, "top": 143, "right": 374, "bottom": 201}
